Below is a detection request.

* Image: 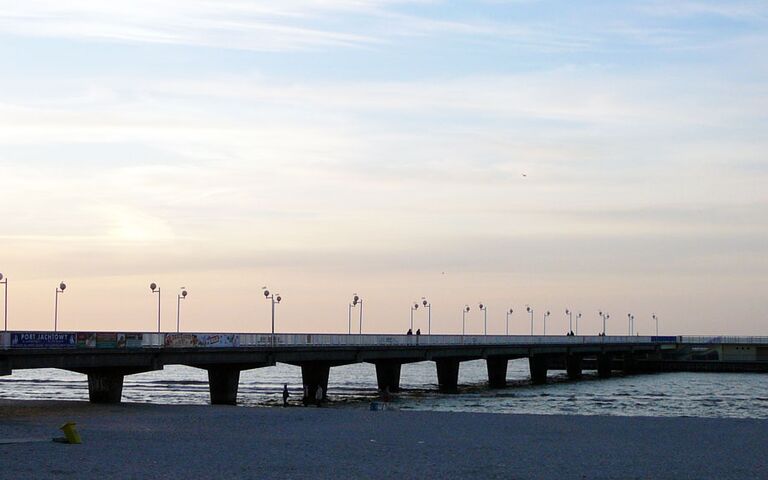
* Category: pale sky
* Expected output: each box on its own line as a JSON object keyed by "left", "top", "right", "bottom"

{"left": 0, "top": 0, "right": 766, "bottom": 335}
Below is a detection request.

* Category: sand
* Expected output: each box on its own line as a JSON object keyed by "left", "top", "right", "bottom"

{"left": 1, "top": 400, "right": 766, "bottom": 479}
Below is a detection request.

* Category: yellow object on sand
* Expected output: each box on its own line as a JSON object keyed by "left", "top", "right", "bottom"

{"left": 59, "top": 422, "right": 81, "bottom": 444}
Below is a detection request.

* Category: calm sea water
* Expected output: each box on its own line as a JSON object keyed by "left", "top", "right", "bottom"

{"left": 1, "top": 360, "right": 766, "bottom": 419}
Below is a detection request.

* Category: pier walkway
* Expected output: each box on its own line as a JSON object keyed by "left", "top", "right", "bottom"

{"left": 1, "top": 332, "right": 766, "bottom": 404}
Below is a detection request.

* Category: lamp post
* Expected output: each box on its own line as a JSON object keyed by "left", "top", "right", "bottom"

{"left": 653, "top": 313, "right": 658, "bottom": 336}
{"left": 176, "top": 288, "right": 188, "bottom": 333}
{"left": 627, "top": 313, "right": 634, "bottom": 336}
{"left": 348, "top": 294, "right": 362, "bottom": 335}
{"left": 479, "top": 303, "right": 487, "bottom": 335}
{"left": 355, "top": 294, "right": 363, "bottom": 334}
{"left": 263, "top": 287, "right": 282, "bottom": 346}
{"left": 599, "top": 311, "right": 610, "bottom": 335}
{"left": 0, "top": 273, "right": 7, "bottom": 332}
{"left": 462, "top": 305, "right": 470, "bottom": 338}
{"left": 54, "top": 282, "right": 66, "bottom": 332}
{"left": 576, "top": 312, "right": 582, "bottom": 335}
{"left": 150, "top": 283, "right": 161, "bottom": 333}
{"left": 422, "top": 298, "right": 431, "bottom": 335}
{"left": 505, "top": 308, "right": 513, "bottom": 336}
{"left": 410, "top": 301, "right": 419, "bottom": 331}
{"left": 526, "top": 306, "right": 534, "bottom": 335}
{"left": 543, "top": 310, "right": 550, "bottom": 335}
{"left": 566, "top": 309, "right": 573, "bottom": 333}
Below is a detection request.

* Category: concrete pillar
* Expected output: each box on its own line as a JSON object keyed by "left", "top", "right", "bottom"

{"left": 435, "top": 359, "right": 460, "bottom": 393}
{"left": 207, "top": 367, "right": 241, "bottom": 405}
{"left": 374, "top": 360, "right": 402, "bottom": 393}
{"left": 87, "top": 372, "right": 125, "bottom": 404}
{"left": 623, "top": 353, "right": 637, "bottom": 374}
{"left": 566, "top": 355, "right": 583, "bottom": 380}
{"left": 486, "top": 357, "right": 508, "bottom": 388}
{"left": 301, "top": 362, "right": 331, "bottom": 403}
{"left": 528, "top": 356, "right": 548, "bottom": 384}
{"left": 597, "top": 354, "right": 612, "bottom": 378}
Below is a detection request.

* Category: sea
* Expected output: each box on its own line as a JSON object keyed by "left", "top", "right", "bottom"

{"left": 2, "top": 360, "right": 767, "bottom": 419}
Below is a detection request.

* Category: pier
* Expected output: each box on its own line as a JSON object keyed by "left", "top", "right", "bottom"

{"left": 1, "top": 332, "right": 766, "bottom": 405}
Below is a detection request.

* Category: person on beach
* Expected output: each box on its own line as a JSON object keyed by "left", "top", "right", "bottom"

{"left": 282, "top": 384, "right": 290, "bottom": 407}
{"left": 315, "top": 385, "right": 324, "bottom": 407}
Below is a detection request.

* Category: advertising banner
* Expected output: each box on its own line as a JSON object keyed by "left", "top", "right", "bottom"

{"left": 11, "top": 333, "right": 76, "bottom": 348}
{"left": 77, "top": 333, "right": 144, "bottom": 348}
{"left": 164, "top": 333, "right": 240, "bottom": 348}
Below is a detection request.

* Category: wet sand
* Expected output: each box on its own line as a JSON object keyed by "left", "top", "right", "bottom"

{"left": 1, "top": 400, "right": 766, "bottom": 479}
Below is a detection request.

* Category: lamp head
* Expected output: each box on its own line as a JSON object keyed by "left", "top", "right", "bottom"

{"left": 546, "top": 310, "right": 550, "bottom": 316}
{"left": 0, "top": 273, "right": 3, "bottom": 281}
{"left": 59, "top": 282, "right": 66, "bottom": 291}
{"left": 464, "top": 305, "right": 470, "bottom": 312}
{"left": 181, "top": 289, "right": 188, "bottom": 298}
{"left": 509, "top": 308, "right": 514, "bottom": 314}
{"left": 276, "top": 295, "right": 282, "bottom": 303}
{"left": 263, "top": 289, "right": 270, "bottom": 298}
{"left": 413, "top": 303, "right": 419, "bottom": 310}
{"left": 353, "top": 294, "right": 359, "bottom": 305}
{"left": 478, "top": 303, "right": 484, "bottom": 310}
{"left": 565, "top": 309, "right": 570, "bottom": 315}
{"left": 423, "top": 299, "right": 428, "bottom": 307}
{"left": 526, "top": 306, "right": 532, "bottom": 313}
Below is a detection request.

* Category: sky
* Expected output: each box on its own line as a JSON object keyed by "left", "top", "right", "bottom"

{"left": 0, "top": 0, "right": 766, "bottom": 336}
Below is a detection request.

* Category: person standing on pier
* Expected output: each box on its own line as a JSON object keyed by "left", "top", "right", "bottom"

{"left": 315, "top": 385, "right": 324, "bottom": 407}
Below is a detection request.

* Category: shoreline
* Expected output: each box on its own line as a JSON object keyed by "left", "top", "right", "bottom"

{"left": 2, "top": 400, "right": 767, "bottom": 479}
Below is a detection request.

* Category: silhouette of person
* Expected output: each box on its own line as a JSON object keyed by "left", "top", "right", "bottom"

{"left": 407, "top": 329, "right": 413, "bottom": 335}
{"left": 416, "top": 329, "right": 421, "bottom": 336}
{"left": 315, "top": 385, "right": 324, "bottom": 407}
{"left": 282, "top": 384, "right": 290, "bottom": 407}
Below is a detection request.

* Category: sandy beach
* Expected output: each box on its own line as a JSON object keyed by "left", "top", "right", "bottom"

{"left": 1, "top": 400, "right": 766, "bottom": 479}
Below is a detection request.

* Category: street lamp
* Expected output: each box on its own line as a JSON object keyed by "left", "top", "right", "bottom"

{"left": 526, "top": 305, "right": 534, "bottom": 335}
{"left": 348, "top": 294, "right": 362, "bottom": 335}
{"left": 478, "top": 303, "right": 487, "bottom": 335}
{"left": 599, "top": 311, "right": 610, "bottom": 335}
{"left": 54, "top": 282, "right": 66, "bottom": 332}
{"left": 576, "top": 312, "right": 582, "bottom": 335}
{"left": 627, "top": 313, "right": 635, "bottom": 336}
{"left": 653, "top": 313, "right": 658, "bottom": 336}
{"left": 462, "top": 305, "right": 470, "bottom": 337}
{"left": 263, "top": 287, "right": 282, "bottom": 345}
{"left": 543, "top": 310, "right": 550, "bottom": 335}
{"left": 0, "top": 273, "right": 7, "bottom": 332}
{"left": 150, "top": 283, "right": 161, "bottom": 333}
{"left": 176, "top": 288, "right": 188, "bottom": 333}
{"left": 410, "top": 301, "right": 419, "bottom": 331}
{"left": 422, "top": 298, "right": 431, "bottom": 335}
{"left": 505, "top": 308, "right": 513, "bottom": 336}
{"left": 566, "top": 309, "right": 573, "bottom": 334}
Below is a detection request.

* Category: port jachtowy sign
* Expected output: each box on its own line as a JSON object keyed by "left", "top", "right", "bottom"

{"left": 11, "top": 333, "right": 76, "bottom": 348}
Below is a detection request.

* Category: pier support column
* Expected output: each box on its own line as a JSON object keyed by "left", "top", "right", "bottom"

{"left": 566, "top": 355, "right": 583, "bottom": 380}
{"left": 623, "top": 354, "right": 637, "bottom": 374}
{"left": 87, "top": 372, "right": 125, "bottom": 404}
{"left": 486, "top": 357, "right": 508, "bottom": 388}
{"left": 374, "top": 360, "right": 402, "bottom": 393}
{"left": 301, "top": 362, "right": 331, "bottom": 403}
{"left": 528, "top": 356, "right": 548, "bottom": 384}
{"left": 435, "top": 359, "right": 460, "bottom": 393}
{"left": 597, "top": 354, "right": 612, "bottom": 378}
{"left": 207, "top": 367, "right": 241, "bottom": 405}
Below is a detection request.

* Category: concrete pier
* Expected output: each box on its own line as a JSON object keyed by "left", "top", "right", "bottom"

{"left": 529, "top": 356, "right": 548, "bottom": 384}
{"left": 301, "top": 362, "right": 331, "bottom": 402}
{"left": 86, "top": 371, "right": 125, "bottom": 404}
{"left": 486, "top": 357, "right": 508, "bottom": 388}
{"left": 566, "top": 355, "right": 583, "bottom": 380}
{"left": 207, "top": 367, "right": 241, "bottom": 405}
{"left": 597, "top": 354, "right": 612, "bottom": 378}
{"left": 435, "top": 359, "right": 460, "bottom": 393}
{"left": 374, "top": 360, "right": 402, "bottom": 393}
